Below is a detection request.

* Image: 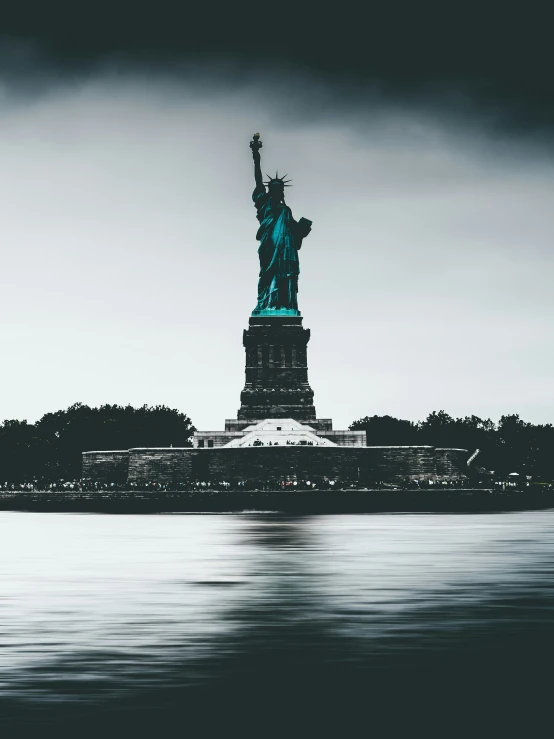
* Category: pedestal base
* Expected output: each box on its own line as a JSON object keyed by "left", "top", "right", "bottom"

{"left": 238, "top": 315, "right": 317, "bottom": 423}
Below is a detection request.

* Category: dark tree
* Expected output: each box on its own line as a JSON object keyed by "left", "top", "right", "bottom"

{"left": 0, "top": 403, "right": 195, "bottom": 481}
{"left": 417, "top": 411, "right": 498, "bottom": 458}
{"left": 0, "top": 420, "right": 41, "bottom": 482}
{"left": 350, "top": 410, "right": 554, "bottom": 481}
{"left": 349, "top": 415, "right": 419, "bottom": 446}
{"left": 495, "top": 415, "right": 554, "bottom": 479}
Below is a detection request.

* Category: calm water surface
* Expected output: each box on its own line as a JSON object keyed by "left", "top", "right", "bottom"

{"left": 1, "top": 511, "right": 553, "bottom": 736}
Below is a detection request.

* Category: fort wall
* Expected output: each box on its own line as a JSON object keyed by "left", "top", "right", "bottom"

{"left": 435, "top": 448, "right": 470, "bottom": 476}
{"left": 83, "top": 445, "right": 469, "bottom": 485}
{"left": 82, "top": 451, "right": 129, "bottom": 483}
{"left": 127, "top": 448, "right": 193, "bottom": 484}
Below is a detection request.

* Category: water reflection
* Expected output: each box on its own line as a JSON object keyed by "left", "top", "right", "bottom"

{"left": 1, "top": 511, "right": 553, "bottom": 736}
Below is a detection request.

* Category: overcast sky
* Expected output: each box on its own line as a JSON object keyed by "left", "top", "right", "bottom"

{"left": 1, "top": 3, "right": 553, "bottom": 430}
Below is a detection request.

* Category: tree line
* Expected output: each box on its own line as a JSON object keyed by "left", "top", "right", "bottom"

{"left": 1, "top": 404, "right": 553, "bottom": 483}
{"left": 350, "top": 411, "right": 554, "bottom": 480}
{"left": 0, "top": 403, "right": 195, "bottom": 482}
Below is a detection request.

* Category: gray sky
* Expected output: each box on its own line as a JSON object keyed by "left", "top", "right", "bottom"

{"left": 1, "top": 68, "right": 553, "bottom": 430}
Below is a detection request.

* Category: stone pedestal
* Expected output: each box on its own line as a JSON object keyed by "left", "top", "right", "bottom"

{"left": 237, "top": 316, "right": 317, "bottom": 423}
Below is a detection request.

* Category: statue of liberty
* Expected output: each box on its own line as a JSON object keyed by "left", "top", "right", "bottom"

{"left": 250, "top": 134, "right": 312, "bottom": 316}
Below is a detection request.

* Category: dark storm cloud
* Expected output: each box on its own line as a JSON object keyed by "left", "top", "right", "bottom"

{"left": 1, "top": 0, "right": 553, "bottom": 137}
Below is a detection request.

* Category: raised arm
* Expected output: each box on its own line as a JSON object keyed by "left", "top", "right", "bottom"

{"left": 250, "top": 133, "right": 264, "bottom": 189}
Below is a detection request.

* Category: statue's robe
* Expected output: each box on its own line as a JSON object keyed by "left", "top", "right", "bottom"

{"left": 252, "top": 184, "right": 309, "bottom": 313}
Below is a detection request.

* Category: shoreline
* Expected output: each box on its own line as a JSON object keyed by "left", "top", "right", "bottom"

{"left": 1, "top": 488, "right": 553, "bottom": 514}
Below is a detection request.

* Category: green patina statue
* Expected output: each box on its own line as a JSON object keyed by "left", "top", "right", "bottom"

{"left": 250, "top": 133, "right": 312, "bottom": 316}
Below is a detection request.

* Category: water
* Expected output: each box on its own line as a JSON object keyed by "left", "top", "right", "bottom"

{"left": 1, "top": 511, "right": 553, "bottom": 737}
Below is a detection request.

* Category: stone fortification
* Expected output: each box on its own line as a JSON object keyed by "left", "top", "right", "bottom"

{"left": 82, "top": 451, "right": 129, "bottom": 483}
{"left": 127, "top": 448, "right": 193, "bottom": 483}
{"left": 435, "top": 448, "right": 469, "bottom": 476}
{"left": 84, "top": 445, "right": 470, "bottom": 486}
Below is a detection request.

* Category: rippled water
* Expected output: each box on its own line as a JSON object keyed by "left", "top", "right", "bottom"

{"left": 1, "top": 511, "right": 553, "bottom": 736}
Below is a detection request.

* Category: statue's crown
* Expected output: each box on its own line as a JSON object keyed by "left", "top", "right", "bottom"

{"left": 264, "top": 171, "right": 292, "bottom": 187}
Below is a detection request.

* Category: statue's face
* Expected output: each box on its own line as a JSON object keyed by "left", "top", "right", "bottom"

{"left": 268, "top": 183, "right": 285, "bottom": 200}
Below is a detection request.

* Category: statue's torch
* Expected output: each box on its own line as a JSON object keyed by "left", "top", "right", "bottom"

{"left": 250, "top": 133, "right": 263, "bottom": 153}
